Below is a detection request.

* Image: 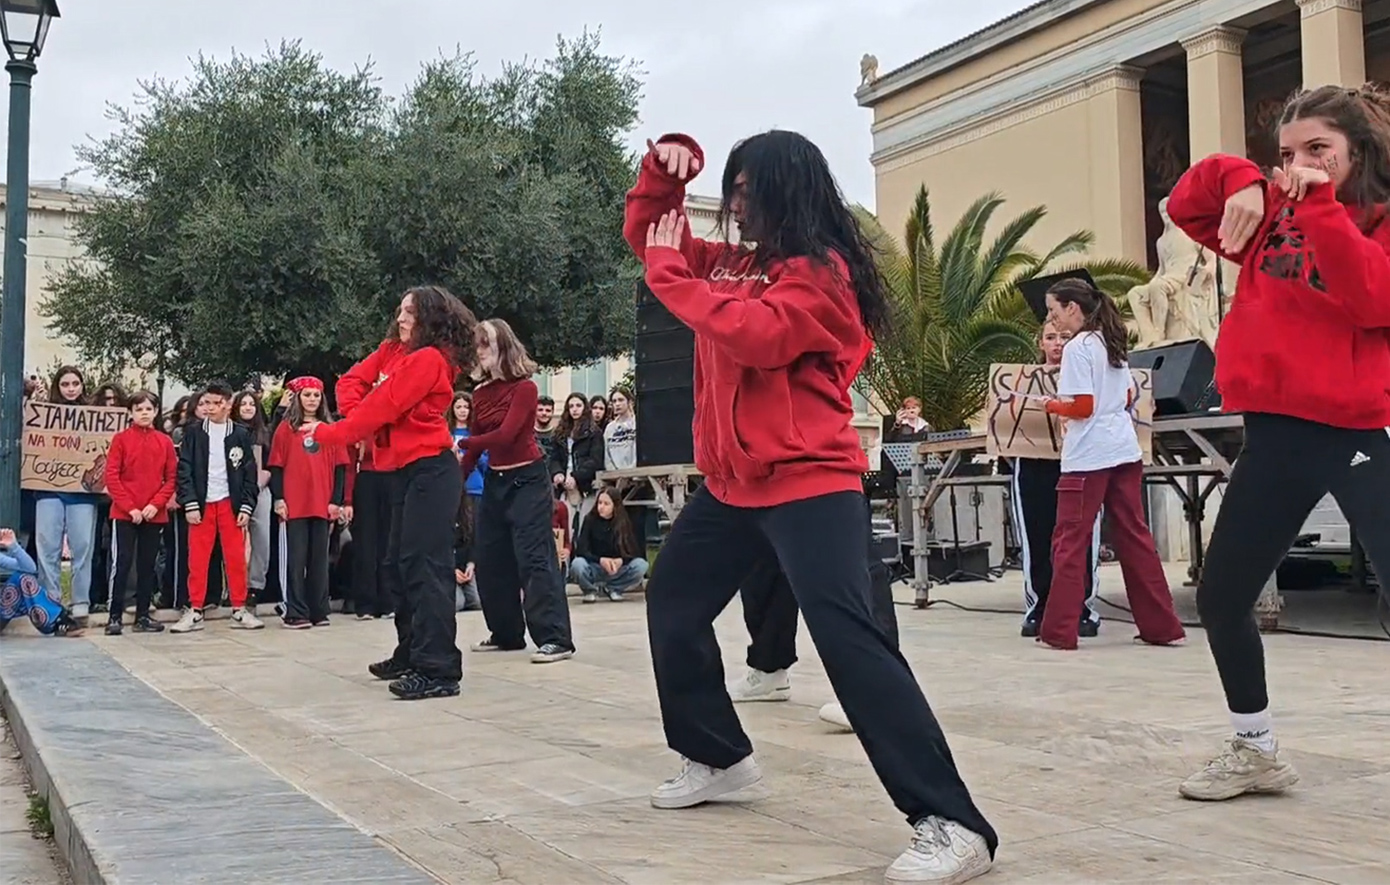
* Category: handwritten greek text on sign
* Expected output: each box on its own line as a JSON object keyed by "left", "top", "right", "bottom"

{"left": 985, "top": 364, "right": 1154, "bottom": 462}
{"left": 21, "top": 402, "right": 132, "bottom": 494}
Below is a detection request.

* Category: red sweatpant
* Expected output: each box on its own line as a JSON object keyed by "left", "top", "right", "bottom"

{"left": 1041, "top": 460, "right": 1185, "bottom": 650}
{"left": 188, "top": 499, "right": 247, "bottom": 610}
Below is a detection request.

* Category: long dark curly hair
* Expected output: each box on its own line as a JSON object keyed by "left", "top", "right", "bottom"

{"left": 716, "top": 130, "right": 891, "bottom": 340}
{"left": 388, "top": 285, "right": 479, "bottom": 376}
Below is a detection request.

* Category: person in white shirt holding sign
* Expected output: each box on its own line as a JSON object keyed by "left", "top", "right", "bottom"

{"left": 1036, "top": 278, "right": 1187, "bottom": 651}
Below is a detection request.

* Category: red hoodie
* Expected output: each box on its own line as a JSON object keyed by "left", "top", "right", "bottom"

{"left": 624, "top": 134, "right": 870, "bottom": 508}
{"left": 105, "top": 424, "right": 178, "bottom": 524}
{"left": 315, "top": 346, "right": 456, "bottom": 469}
{"left": 335, "top": 339, "right": 406, "bottom": 470}
{"left": 1168, "top": 155, "right": 1390, "bottom": 429}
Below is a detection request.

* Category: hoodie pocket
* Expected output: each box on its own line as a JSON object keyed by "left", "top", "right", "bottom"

{"left": 726, "top": 371, "right": 805, "bottom": 482}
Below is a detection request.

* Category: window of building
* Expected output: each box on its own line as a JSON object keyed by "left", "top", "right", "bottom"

{"left": 570, "top": 362, "right": 609, "bottom": 399}
{"left": 533, "top": 372, "right": 551, "bottom": 398}
{"left": 851, "top": 385, "right": 871, "bottom": 418}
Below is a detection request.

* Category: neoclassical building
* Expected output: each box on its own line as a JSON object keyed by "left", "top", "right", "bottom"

{"left": 858, "top": 0, "right": 1376, "bottom": 270}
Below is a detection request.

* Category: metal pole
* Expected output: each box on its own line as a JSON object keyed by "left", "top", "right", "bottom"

{"left": 0, "top": 59, "right": 37, "bottom": 528}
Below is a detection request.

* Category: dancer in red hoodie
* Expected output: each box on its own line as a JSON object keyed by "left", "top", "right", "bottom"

{"left": 103, "top": 390, "right": 176, "bottom": 635}
{"left": 310, "top": 285, "right": 477, "bottom": 701}
{"left": 1167, "top": 84, "right": 1390, "bottom": 802}
{"left": 627, "top": 131, "right": 995, "bottom": 885}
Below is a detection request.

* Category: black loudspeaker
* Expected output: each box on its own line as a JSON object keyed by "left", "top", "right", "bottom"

{"left": 1128, "top": 339, "right": 1220, "bottom": 416}
{"left": 635, "top": 281, "right": 695, "bottom": 466}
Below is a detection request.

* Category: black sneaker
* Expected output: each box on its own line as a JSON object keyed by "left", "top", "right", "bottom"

{"left": 472, "top": 637, "right": 525, "bottom": 652}
{"left": 389, "top": 672, "right": 460, "bottom": 700}
{"left": 133, "top": 616, "right": 165, "bottom": 633}
{"left": 1079, "top": 618, "right": 1100, "bottom": 638}
{"left": 531, "top": 643, "right": 575, "bottom": 664}
{"left": 104, "top": 618, "right": 123, "bottom": 636}
{"left": 368, "top": 659, "right": 411, "bottom": 681}
{"left": 53, "top": 614, "right": 84, "bottom": 637}
{"left": 282, "top": 618, "right": 312, "bottom": 630}
{"left": 312, "top": 618, "right": 331, "bottom": 628}
{"left": 90, "top": 603, "right": 109, "bottom": 614}
{"left": 355, "top": 612, "right": 373, "bottom": 621}
{"left": 1020, "top": 618, "right": 1040, "bottom": 638}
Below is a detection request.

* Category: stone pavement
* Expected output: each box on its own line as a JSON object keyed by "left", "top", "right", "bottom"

{"left": 16, "top": 566, "right": 1390, "bottom": 883}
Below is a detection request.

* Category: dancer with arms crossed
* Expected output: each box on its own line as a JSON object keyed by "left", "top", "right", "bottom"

{"left": 627, "top": 131, "right": 996, "bottom": 884}
{"left": 1167, "top": 84, "right": 1390, "bottom": 800}
{"left": 310, "top": 286, "right": 477, "bottom": 700}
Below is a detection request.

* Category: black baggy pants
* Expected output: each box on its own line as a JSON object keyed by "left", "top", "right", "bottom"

{"left": 1010, "top": 457, "right": 1099, "bottom": 624}
{"left": 352, "top": 469, "right": 396, "bottom": 617}
{"left": 474, "top": 460, "right": 574, "bottom": 651}
{"left": 384, "top": 451, "right": 462, "bottom": 681}
{"left": 741, "top": 498, "right": 899, "bottom": 672}
{"left": 282, "top": 517, "right": 331, "bottom": 623}
{"left": 647, "top": 486, "right": 997, "bottom": 857}
{"left": 111, "top": 520, "right": 161, "bottom": 620}
{"left": 1199, "top": 413, "right": 1390, "bottom": 714}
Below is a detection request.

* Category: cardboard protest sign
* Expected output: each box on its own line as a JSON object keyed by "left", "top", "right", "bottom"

{"left": 985, "top": 363, "right": 1153, "bottom": 462}
{"left": 21, "top": 401, "right": 132, "bottom": 494}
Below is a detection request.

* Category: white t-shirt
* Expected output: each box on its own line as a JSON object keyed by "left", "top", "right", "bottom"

{"left": 206, "top": 421, "right": 231, "bottom": 503}
{"left": 1056, "top": 331, "right": 1141, "bottom": 473}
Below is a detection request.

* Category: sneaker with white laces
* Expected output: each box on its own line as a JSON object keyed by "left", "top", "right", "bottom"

{"left": 818, "top": 701, "right": 853, "bottom": 732}
{"left": 1179, "top": 738, "right": 1299, "bottom": 801}
{"left": 231, "top": 607, "right": 265, "bottom": 630}
{"left": 886, "top": 816, "right": 992, "bottom": 884}
{"left": 727, "top": 668, "right": 790, "bottom": 703}
{"left": 650, "top": 755, "right": 763, "bottom": 809}
{"left": 169, "top": 608, "right": 204, "bottom": 634}
{"left": 531, "top": 643, "right": 574, "bottom": 664}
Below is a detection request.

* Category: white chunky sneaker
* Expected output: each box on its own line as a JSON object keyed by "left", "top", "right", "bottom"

{"left": 650, "top": 755, "right": 763, "bottom": 809}
{"left": 169, "top": 608, "right": 204, "bottom": 634}
{"left": 727, "top": 668, "right": 790, "bottom": 703}
{"left": 886, "top": 816, "right": 992, "bottom": 884}
{"left": 230, "top": 607, "right": 265, "bottom": 630}
{"left": 1179, "top": 738, "right": 1299, "bottom": 801}
{"left": 818, "top": 702, "right": 853, "bottom": 732}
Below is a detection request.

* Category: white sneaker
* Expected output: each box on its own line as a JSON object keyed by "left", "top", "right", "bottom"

{"left": 1179, "top": 738, "right": 1299, "bottom": 801}
{"left": 230, "top": 607, "right": 265, "bottom": 630}
{"left": 71, "top": 602, "right": 90, "bottom": 619}
{"left": 727, "top": 668, "right": 790, "bottom": 703}
{"left": 650, "top": 755, "right": 763, "bottom": 809}
{"left": 886, "top": 816, "right": 992, "bottom": 883}
{"left": 818, "top": 702, "right": 853, "bottom": 732}
{"left": 169, "top": 608, "right": 204, "bottom": 634}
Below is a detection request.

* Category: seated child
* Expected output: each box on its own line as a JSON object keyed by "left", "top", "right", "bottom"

{"left": 0, "top": 528, "right": 84, "bottom": 636}
{"left": 569, "top": 487, "right": 648, "bottom": 603}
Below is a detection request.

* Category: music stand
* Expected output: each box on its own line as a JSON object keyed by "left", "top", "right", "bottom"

{"left": 1017, "top": 269, "right": 1098, "bottom": 322}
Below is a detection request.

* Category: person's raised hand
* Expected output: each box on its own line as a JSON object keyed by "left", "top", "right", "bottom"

{"left": 1271, "top": 165, "right": 1331, "bottom": 203}
{"left": 646, "top": 210, "right": 686, "bottom": 252}
{"left": 0, "top": 528, "right": 15, "bottom": 548}
{"left": 1218, "top": 184, "right": 1265, "bottom": 254}
{"left": 646, "top": 139, "right": 700, "bottom": 180}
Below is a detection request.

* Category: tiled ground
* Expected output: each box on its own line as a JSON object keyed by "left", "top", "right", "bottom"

{"left": 87, "top": 567, "right": 1390, "bottom": 884}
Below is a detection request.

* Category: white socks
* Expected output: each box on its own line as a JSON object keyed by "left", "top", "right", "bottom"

{"left": 1229, "top": 710, "right": 1276, "bottom": 753}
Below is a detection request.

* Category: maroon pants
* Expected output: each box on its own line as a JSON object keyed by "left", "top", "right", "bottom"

{"left": 1041, "top": 460, "right": 1185, "bottom": 650}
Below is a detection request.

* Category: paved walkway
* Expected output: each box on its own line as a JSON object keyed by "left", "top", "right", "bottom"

{"left": 71, "top": 569, "right": 1390, "bottom": 883}
{"left": 1, "top": 718, "right": 68, "bottom": 885}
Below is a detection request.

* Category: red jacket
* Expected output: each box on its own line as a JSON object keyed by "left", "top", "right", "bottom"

{"left": 1168, "top": 155, "right": 1390, "bottom": 429}
{"left": 624, "top": 134, "right": 869, "bottom": 507}
{"left": 105, "top": 424, "right": 178, "bottom": 523}
{"left": 316, "top": 345, "right": 456, "bottom": 469}
{"left": 336, "top": 339, "right": 406, "bottom": 470}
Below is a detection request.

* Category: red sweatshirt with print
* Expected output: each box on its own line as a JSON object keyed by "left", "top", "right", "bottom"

{"left": 624, "top": 134, "right": 870, "bottom": 508}
{"left": 1168, "top": 155, "right": 1390, "bottom": 429}
{"left": 315, "top": 346, "right": 456, "bottom": 469}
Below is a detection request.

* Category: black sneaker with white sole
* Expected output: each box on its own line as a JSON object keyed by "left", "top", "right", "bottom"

{"left": 132, "top": 616, "right": 165, "bottom": 633}
{"left": 531, "top": 643, "right": 575, "bottom": 664}
{"left": 472, "top": 637, "right": 526, "bottom": 652}
{"left": 389, "top": 672, "right": 460, "bottom": 700}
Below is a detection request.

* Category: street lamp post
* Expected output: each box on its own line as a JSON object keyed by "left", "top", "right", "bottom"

{"left": 0, "top": 0, "right": 58, "bottom": 528}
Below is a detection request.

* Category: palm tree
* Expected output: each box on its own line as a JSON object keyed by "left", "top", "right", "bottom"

{"left": 858, "top": 185, "right": 1150, "bottom": 432}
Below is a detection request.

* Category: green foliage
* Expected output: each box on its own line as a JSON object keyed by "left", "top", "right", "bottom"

{"left": 26, "top": 792, "right": 53, "bottom": 840}
{"left": 859, "top": 186, "right": 1150, "bottom": 431}
{"left": 43, "top": 33, "right": 643, "bottom": 386}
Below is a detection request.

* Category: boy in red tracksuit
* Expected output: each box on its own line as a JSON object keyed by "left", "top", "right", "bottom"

{"left": 104, "top": 390, "right": 176, "bottom": 635}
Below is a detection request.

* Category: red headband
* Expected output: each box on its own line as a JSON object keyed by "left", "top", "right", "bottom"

{"left": 287, "top": 376, "right": 323, "bottom": 394}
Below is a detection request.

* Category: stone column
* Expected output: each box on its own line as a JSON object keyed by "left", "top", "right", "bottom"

{"left": 1085, "top": 66, "right": 1148, "bottom": 265}
{"left": 1182, "top": 26, "right": 1248, "bottom": 160}
{"left": 1298, "top": 0, "right": 1365, "bottom": 87}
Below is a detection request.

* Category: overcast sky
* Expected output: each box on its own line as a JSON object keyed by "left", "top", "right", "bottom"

{"left": 13, "top": 0, "right": 1035, "bottom": 210}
